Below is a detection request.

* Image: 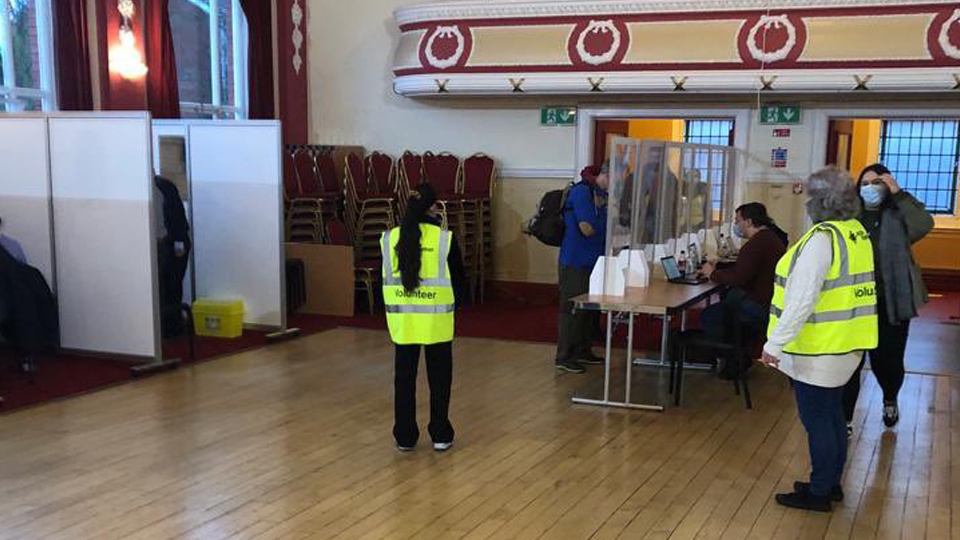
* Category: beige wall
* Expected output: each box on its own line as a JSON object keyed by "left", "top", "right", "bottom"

{"left": 308, "top": 0, "right": 575, "bottom": 169}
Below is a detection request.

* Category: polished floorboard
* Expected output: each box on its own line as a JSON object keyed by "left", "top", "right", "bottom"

{"left": 0, "top": 327, "right": 957, "bottom": 540}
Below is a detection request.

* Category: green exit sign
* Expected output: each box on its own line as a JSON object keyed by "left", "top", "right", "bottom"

{"left": 541, "top": 106, "right": 577, "bottom": 126}
{"left": 760, "top": 105, "right": 802, "bottom": 125}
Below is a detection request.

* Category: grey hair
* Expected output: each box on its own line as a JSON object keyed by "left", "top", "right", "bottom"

{"left": 804, "top": 167, "right": 862, "bottom": 223}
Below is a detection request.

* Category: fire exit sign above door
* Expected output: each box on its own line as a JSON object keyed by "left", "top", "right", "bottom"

{"left": 760, "top": 105, "right": 802, "bottom": 125}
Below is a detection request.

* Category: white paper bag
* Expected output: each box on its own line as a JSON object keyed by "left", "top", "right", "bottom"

{"left": 589, "top": 256, "right": 625, "bottom": 296}
{"left": 619, "top": 249, "right": 650, "bottom": 287}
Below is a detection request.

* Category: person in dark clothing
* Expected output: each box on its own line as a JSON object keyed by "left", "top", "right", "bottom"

{"left": 382, "top": 183, "right": 466, "bottom": 452}
{"left": 556, "top": 164, "right": 609, "bottom": 374}
{"left": 155, "top": 176, "right": 192, "bottom": 338}
{"left": 0, "top": 241, "right": 58, "bottom": 382}
{"left": 843, "top": 164, "right": 933, "bottom": 433}
{"left": 699, "top": 203, "right": 787, "bottom": 376}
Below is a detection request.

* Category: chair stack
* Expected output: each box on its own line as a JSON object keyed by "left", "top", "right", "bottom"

{"left": 344, "top": 152, "right": 396, "bottom": 265}
{"left": 461, "top": 153, "right": 497, "bottom": 302}
{"left": 283, "top": 145, "right": 344, "bottom": 243}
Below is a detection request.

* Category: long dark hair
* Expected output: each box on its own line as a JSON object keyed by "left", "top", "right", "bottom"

{"left": 736, "top": 202, "right": 788, "bottom": 246}
{"left": 396, "top": 183, "right": 438, "bottom": 292}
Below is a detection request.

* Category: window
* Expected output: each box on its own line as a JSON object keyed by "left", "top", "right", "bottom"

{"left": 0, "top": 0, "right": 56, "bottom": 111}
{"left": 685, "top": 119, "right": 735, "bottom": 211}
{"left": 169, "top": 0, "right": 248, "bottom": 119}
{"left": 880, "top": 120, "right": 960, "bottom": 215}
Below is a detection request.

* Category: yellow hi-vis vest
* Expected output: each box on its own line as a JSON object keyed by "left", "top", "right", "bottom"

{"left": 381, "top": 224, "right": 455, "bottom": 345}
{"left": 768, "top": 219, "right": 879, "bottom": 356}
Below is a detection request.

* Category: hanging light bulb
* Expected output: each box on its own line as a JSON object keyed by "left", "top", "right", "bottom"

{"left": 109, "top": 0, "right": 148, "bottom": 80}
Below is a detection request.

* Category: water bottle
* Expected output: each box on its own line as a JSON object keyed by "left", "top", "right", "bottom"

{"left": 718, "top": 233, "right": 730, "bottom": 259}
{"left": 678, "top": 250, "right": 687, "bottom": 275}
{"left": 688, "top": 243, "right": 701, "bottom": 272}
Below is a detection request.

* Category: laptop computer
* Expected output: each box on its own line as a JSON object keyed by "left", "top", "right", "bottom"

{"left": 661, "top": 256, "right": 708, "bottom": 285}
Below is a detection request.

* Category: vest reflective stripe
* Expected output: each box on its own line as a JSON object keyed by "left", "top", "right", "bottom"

{"left": 385, "top": 304, "right": 456, "bottom": 314}
{"left": 768, "top": 219, "right": 879, "bottom": 356}
{"left": 770, "top": 304, "right": 878, "bottom": 323}
{"left": 381, "top": 225, "right": 455, "bottom": 345}
{"left": 774, "top": 271, "right": 874, "bottom": 290}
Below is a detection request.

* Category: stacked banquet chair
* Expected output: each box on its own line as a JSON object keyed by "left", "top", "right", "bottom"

{"left": 422, "top": 151, "right": 482, "bottom": 302}
{"left": 461, "top": 153, "right": 497, "bottom": 302}
{"left": 396, "top": 151, "right": 423, "bottom": 217}
{"left": 344, "top": 152, "right": 397, "bottom": 270}
{"left": 315, "top": 149, "right": 347, "bottom": 235}
{"left": 284, "top": 145, "right": 343, "bottom": 242}
{"left": 325, "top": 218, "right": 380, "bottom": 314}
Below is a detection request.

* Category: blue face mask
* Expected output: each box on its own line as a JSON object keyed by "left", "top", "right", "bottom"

{"left": 732, "top": 224, "right": 746, "bottom": 238}
{"left": 860, "top": 184, "right": 885, "bottom": 209}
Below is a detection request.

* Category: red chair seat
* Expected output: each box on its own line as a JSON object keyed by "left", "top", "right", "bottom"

{"left": 358, "top": 192, "right": 394, "bottom": 200}
{"left": 301, "top": 190, "right": 342, "bottom": 199}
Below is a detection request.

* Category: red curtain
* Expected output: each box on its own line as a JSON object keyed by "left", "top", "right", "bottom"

{"left": 144, "top": 0, "right": 181, "bottom": 118}
{"left": 53, "top": 0, "right": 93, "bottom": 110}
{"left": 239, "top": 0, "right": 275, "bottom": 119}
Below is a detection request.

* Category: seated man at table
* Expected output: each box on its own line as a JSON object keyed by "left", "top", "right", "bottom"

{"left": 698, "top": 203, "right": 787, "bottom": 373}
{"left": 556, "top": 163, "right": 609, "bottom": 374}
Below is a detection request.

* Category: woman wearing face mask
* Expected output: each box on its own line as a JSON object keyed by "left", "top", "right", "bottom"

{"left": 842, "top": 164, "right": 933, "bottom": 434}
{"left": 699, "top": 203, "right": 788, "bottom": 378}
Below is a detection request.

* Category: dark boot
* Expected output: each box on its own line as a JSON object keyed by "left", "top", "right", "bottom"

{"left": 775, "top": 490, "right": 833, "bottom": 512}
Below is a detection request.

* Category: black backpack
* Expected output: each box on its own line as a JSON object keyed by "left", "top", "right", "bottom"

{"left": 523, "top": 182, "right": 574, "bottom": 247}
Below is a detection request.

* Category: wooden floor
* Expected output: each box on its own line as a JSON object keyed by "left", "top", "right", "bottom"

{"left": 0, "top": 327, "right": 957, "bottom": 540}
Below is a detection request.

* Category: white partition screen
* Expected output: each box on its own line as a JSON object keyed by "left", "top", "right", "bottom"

{"left": 49, "top": 115, "right": 159, "bottom": 359}
{"left": 0, "top": 117, "right": 55, "bottom": 286}
{"left": 187, "top": 122, "right": 284, "bottom": 328}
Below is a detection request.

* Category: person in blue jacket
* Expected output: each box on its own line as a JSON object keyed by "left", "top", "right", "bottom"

{"left": 555, "top": 163, "right": 609, "bottom": 374}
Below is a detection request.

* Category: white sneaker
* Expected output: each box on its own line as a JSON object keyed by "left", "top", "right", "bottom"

{"left": 397, "top": 445, "right": 415, "bottom": 453}
{"left": 433, "top": 441, "right": 454, "bottom": 452}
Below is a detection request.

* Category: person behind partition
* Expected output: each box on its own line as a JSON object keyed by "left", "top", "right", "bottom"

{"left": 154, "top": 176, "right": 192, "bottom": 338}
{"left": 555, "top": 162, "right": 609, "bottom": 374}
{"left": 0, "top": 215, "right": 27, "bottom": 264}
{"left": 698, "top": 202, "right": 787, "bottom": 377}
{"left": 842, "top": 164, "right": 933, "bottom": 434}
{"left": 761, "top": 167, "right": 878, "bottom": 512}
{"left": 381, "top": 183, "right": 466, "bottom": 453}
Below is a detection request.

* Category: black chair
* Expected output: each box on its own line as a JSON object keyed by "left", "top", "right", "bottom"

{"left": 671, "top": 292, "right": 766, "bottom": 409}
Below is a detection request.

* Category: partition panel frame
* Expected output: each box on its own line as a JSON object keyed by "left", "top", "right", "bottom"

{"left": 153, "top": 119, "right": 286, "bottom": 331}
{"left": 46, "top": 112, "right": 161, "bottom": 361}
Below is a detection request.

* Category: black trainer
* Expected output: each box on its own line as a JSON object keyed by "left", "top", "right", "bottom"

{"left": 556, "top": 360, "right": 586, "bottom": 374}
{"left": 775, "top": 490, "right": 832, "bottom": 512}
{"left": 793, "top": 481, "right": 844, "bottom": 502}
{"left": 578, "top": 353, "right": 605, "bottom": 365}
{"left": 883, "top": 401, "right": 899, "bottom": 428}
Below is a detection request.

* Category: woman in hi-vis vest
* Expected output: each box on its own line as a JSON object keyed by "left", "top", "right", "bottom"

{"left": 381, "top": 183, "right": 465, "bottom": 453}
{"left": 760, "top": 167, "right": 879, "bottom": 513}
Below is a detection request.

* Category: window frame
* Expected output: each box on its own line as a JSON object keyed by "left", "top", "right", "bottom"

{"left": 878, "top": 118, "right": 960, "bottom": 216}
{"left": 175, "top": 0, "right": 249, "bottom": 120}
{"left": 811, "top": 108, "right": 960, "bottom": 228}
{"left": 0, "top": 0, "right": 58, "bottom": 112}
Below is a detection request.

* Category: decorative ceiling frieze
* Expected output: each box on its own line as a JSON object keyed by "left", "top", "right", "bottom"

{"left": 391, "top": 0, "right": 960, "bottom": 95}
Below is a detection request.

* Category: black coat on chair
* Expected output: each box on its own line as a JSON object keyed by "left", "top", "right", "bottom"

{"left": 0, "top": 246, "right": 59, "bottom": 355}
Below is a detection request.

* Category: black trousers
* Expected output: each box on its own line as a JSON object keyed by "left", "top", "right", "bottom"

{"left": 842, "top": 304, "right": 911, "bottom": 422}
{"left": 158, "top": 239, "right": 190, "bottom": 339}
{"left": 557, "top": 264, "right": 595, "bottom": 363}
{"left": 394, "top": 342, "right": 455, "bottom": 447}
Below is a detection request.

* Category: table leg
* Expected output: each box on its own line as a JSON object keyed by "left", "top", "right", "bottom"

{"left": 625, "top": 313, "right": 634, "bottom": 404}
{"left": 571, "top": 310, "right": 664, "bottom": 412}
{"left": 602, "top": 311, "right": 613, "bottom": 402}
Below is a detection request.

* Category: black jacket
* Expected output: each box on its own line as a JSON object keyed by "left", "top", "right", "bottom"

{"left": 0, "top": 246, "right": 59, "bottom": 354}
{"left": 155, "top": 176, "right": 191, "bottom": 249}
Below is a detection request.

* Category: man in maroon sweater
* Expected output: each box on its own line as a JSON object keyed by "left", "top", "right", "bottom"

{"left": 699, "top": 203, "right": 788, "bottom": 371}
